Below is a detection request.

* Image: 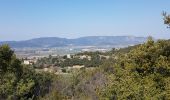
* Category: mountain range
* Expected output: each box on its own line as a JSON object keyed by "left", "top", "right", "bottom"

{"left": 0, "top": 36, "right": 147, "bottom": 48}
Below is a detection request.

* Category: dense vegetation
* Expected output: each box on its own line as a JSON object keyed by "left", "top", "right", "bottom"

{"left": 0, "top": 45, "right": 53, "bottom": 100}
{"left": 35, "top": 51, "right": 106, "bottom": 68}
{"left": 102, "top": 38, "right": 170, "bottom": 99}
{"left": 34, "top": 46, "right": 137, "bottom": 69}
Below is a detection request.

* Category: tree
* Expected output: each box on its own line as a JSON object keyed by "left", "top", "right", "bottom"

{"left": 163, "top": 12, "right": 170, "bottom": 28}
{"left": 0, "top": 44, "right": 53, "bottom": 99}
{"left": 99, "top": 38, "right": 170, "bottom": 99}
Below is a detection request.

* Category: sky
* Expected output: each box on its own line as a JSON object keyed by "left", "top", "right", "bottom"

{"left": 0, "top": 0, "right": 170, "bottom": 41}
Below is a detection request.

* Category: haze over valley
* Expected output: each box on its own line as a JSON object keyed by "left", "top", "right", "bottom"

{"left": 0, "top": 36, "right": 147, "bottom": 57}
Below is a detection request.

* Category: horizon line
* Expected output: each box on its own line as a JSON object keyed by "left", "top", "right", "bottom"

{"left": 1, "top": 35, "right": 150, "bottom": 42}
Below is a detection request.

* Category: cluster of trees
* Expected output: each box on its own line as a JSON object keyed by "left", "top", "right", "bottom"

{"left": 34, "top": 55, "right": 60, "bottom": 68}
{"left": 0, "top": 45, "right": 53, "bottom": 100}
{"left": 35, "top": 52, "right": 104, "bottom": 68}
{"left": 100, "top": 38, "right": 170, "bottom": 99}
{"left": 35, "top": 46, "right": 142, "bottom": 69}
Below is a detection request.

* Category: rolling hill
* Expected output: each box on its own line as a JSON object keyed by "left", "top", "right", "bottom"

{"left": 0, "top": 36, "right": 147, "bottom": 48}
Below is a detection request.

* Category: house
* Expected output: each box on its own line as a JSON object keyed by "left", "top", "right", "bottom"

{"left": 67, "top": 54, "right": 71, "bottom": 59}
{"left": 80, "top": 55, "right": 91, "bottom": 60}
{"left": 23, "top": 58, "right": 37, "bottom": 65}
{"left": 24, "top": 60, "right": 30, "bottom": 65}
{"left": 80, "top": 55, "right": 87, "bottom": 59}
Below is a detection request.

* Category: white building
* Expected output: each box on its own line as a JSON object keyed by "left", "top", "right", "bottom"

{"left": 67, "top": 54, "right": 71, "bottom": 58}
{"left": 24, "top": 60, "right": 30, "bottom": 65}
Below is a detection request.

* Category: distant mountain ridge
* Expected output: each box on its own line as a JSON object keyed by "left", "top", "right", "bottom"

{"left": 0, "top": 36, "right": 147, "bottom": 48}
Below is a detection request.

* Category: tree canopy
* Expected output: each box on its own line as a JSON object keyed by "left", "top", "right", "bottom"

{"left": 0, "top": 44, "right": 53, "bottom": 100}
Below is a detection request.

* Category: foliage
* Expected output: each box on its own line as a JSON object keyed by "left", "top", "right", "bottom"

{"left": 35, "top": 52, "right": 104, "bottom": 68}
{"left": 163, "top": 12, "right": 170, "bottom": 28}
{"left": 100, "top": 38, "right": 170, "bottom": 99}
{"left": 0, "top": 44, "right": 53, "bottom": 100}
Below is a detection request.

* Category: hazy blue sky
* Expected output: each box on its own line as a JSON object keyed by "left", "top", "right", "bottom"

{"left": 0, "top": 0, "right": 170, "bottom": 41}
